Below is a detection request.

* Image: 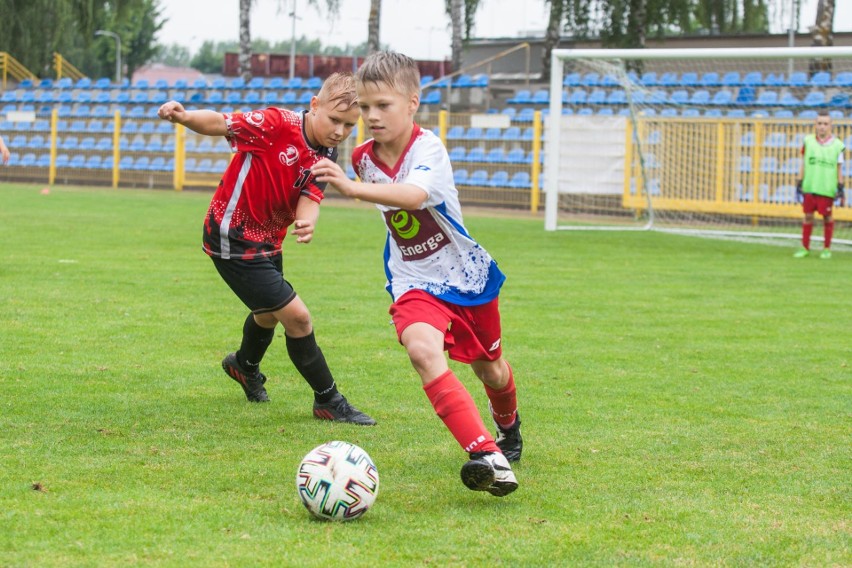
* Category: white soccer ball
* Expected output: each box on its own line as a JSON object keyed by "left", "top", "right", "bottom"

{"left": 295, "top": 441, "right": 379, "bottom": 521}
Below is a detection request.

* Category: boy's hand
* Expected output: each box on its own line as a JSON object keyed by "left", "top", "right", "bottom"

{"left": 158, "top": 101, "right": 187, "bottom": 124}
{"left": 312, "top": 158, "right": 356, "bottom": 197}
{"left": 291, "top": 219, "right": 315, "bottom": 244}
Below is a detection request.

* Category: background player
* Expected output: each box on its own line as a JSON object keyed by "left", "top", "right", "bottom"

{"left": 794, "top": 109, "right": 846, "bottom": 259}
{"left": 157, "top": 72, "right": 375, "bottom": 425}
{"left": 312, "top": 52, "right": 522, "bottom": 496}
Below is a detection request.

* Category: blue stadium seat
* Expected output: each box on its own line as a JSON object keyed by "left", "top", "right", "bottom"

{"left": 764, "top": 72, "right": 785, "bottom": 87}
{"left": 75, "top": 78, "right": 92, "bottom": 89}
{"left": 268, "top": 77, "right": 285, "bottom": 90}
{"left": 587, "top": 89, "right": 607, "bottom": 105}
{"left": 669, "top": 90, "right": 689, "bottom": 104}
{"left": 484, "top": 148, "right": 506, "bottom": 163}
{"left": 146, "top": 139, "right": 163, "bottom": 152}
{"left": 55, "top": 153, "right": 70, "bottom": 168}
{"left": 600, "top": 74, "right": 620, "bottom": 87}
{"left": 501, "top": 126, "right": 521, "bottom": 141}
{"left": 829, "top": 109, "right": 845, "bottom": 119}
{"left": 648, "top": 90, "right": 668, "bottom": 104}
{"left": 465, "top": 127, "right": 484, "bottom": 140}
{"left": 505, "top": 148, "right": 526, "bottom": 164}
{"left": 286, "top": 77, "right": 303, "bottom": 89}
{"left": 689, "top": 90, "right": 710, "bottom": 105}
{"left": 773, "top": 109, "right": 794, "bottom": 119}
{"left": 448, "top": 146, "right": 466, "bottom": 161}
{"left": 606, "top": 90, "right": 627, "bottom": 105}
{"left": 192, "top": 78, "right": 208, "bottom": 90}
{"left": 521, "top": 127, "right": 535, "bottom": 140}
{"left": 487, "top": 171, "right": 510, "bottom": 187}
{"left": 787, "top": 71, "right": 808, "bottom": 87}
{"left": 244, "top": 91, "right": 261, "bottom": 105}
{"left": 727, "top": 109, "right": 746, "bottom": 118}
{"left": 422, "top": 90, "right": 441, "bottom": 106}
{"left": 507, "top": 90, "right": 531, "bottom": 104}
{"left": 96, "top": 138, "right": 112, "bottom": 151}
{"left": 466, "top": 147, "right": 486, "bottom": 162}
{"left": 280, "top": 91, "right": 297, "bottom": 105}
{"left": 563, "top": 72, "right": 581, "bottom": 87}
{"left": 721, "top": 71, "right": 741, "bottom": 87}
{"left": 566, "top": 89, "right": 587, "bottom": 105}
{"left": 753, "top": 90, "right": 777, "bottom": 106}
{"left": 739, "top": 132, "right": 755, "bottom": 147}
{"left": 467, "top": 169, "right": 488, "bottom": 186}
{"left": 658, "top": 72, "right": 678, "bottom": 87}
{"left": 453, "top": 168, "right": 468, "bottom": 185}
{"left": 829, "top": 92, "right": 850, "bottom": 107}
{"left": 515, "top": 108, "right": 536, "bottom": 122}
{"left": 483, "top": 127, "right": 502, "bottom": 140}
{"left": 84, "top": 155, "right": 102, "bottom": 169}
{"left": 453, "top": 74, "right": 473, "bottom": 88}
{"left": 681, "top": 108, "right": 700, "bottom": 117}
{"left": 778, "top": 92, "right": 800, "bottom": 106}
{"left": 206, "top": 92, "right": 224, "bottom": 104}
{"left": 56, "top": 77, "right": 73, "bottom": 89}
{"left": 780, "top": 157, "right": 801, "bottom": 175}
{"left": 833, "top": 72, "right": 852, "bottom": 88}
{"left": 802, "top": 92, "right": 825, "bottom": 107}
{"left": 597, "top": 107, "right": 614, "bottom": 115}
{"left": 508, "top": 171, "right": 530, "bottom": 189}
{"left": 639, "top": 72, "right": 657, "bottom": 86}
{"left": 8, "top": 135, "right": 26, "bottom": 148}
{"left": 679, "top": 72, "right": 698, "bottom": 87}
{"left": 759, "top": 156, "right": 779, "bottom": 173}
{"left": 225, "top": 92, "right": 241, "bottom": 105}
{"left": 809, "top": 71, "right": 831, "bottom": 87}
{"left": 26, "top": 135, "right": 46, "bottom": 149}
{"left": 763, "top": 132, "right": 787, "bottom": 148}
{"left": 68, "top": 154, "right": 85, "bottom": 168}
{"left": 148, "top": 156, "right": 166, "bottom": 171}
{"left": 699, "top": 72, "right": 720, "bottom": 87}
{"left": 134, "top": 156, "right": 151, "bottom": 170}
{"left": 446, "top": 126, "right": 465, "bottom": 139}
{"left": 531, "top": 90, "right": 549, "bottom": 104}
{"left": 798, "top": 109, "right": 818, "bottom": 119}
{"left": 740, "top": 71, "right": 762, "bottom": 87}
{"left": 79, "top": 137, "right": 96, "bottom": 150}
{"left": 305, "top": 77, "right": 323, "bottom": 90}
{"left": 710, "top": 90, "right": 734, "bottom": 106}
{"left": 581, "top": 73, "right": 599, "bottom": 87}
{"left": 577, "top": 107, "right": 593, "bottom": 116}
{"left": 737, "top": 154, "right": 752, "bottom": 173}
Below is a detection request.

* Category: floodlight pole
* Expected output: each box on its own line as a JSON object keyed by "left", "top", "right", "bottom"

{"left": 95, "top": 30, "right": 121, "bottom": 84}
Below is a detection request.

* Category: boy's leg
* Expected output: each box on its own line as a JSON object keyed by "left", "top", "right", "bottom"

{"left": 238, "top": 313, "right": 276, "bottom": 373}
{"left": 277, "top": 297, "right": 375, "bottom": 425}
{"left": 478, "top": 360, "right": 523, "bottom": 463}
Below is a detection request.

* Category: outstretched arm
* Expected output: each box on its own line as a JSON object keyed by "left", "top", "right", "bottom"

{"left": 157, "top": 100, "right": 227, "bottom": 137}
{"left": 311, "top": 158, "right": 428, "bottom": 210}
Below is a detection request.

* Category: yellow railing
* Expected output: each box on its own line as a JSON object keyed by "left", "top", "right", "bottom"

{"left": 53, "top": 53, "right": 87, "bottom": 81}
{"left": 0, "top": 52, "right": 37, "bottom": 90}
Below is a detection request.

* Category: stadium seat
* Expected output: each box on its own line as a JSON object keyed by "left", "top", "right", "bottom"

{"left": 467, "top": 169, "right": 489, "bottom": 186}
{"left": 587, "top": 89, "right": 607, "bottom": 105}
{"left": 484, "top": 148, "right": 506, "bottom": 163}
{"left": 778, "top": 92, "right": 800, "bottom": 106}
{"left": 515, "top": 108, "right": 536, "bottom": 122}
{"left": 597, "top": 107, "right": 614, "bottom": 115}
{"left": 79, "top": 137, "right": 96, "bottom": 150}
{"left": 581, "top": 73, "right": 599, "bottom": 87}
{"left": 773, "top": 109, "right": 794, "bottom": 119}
{"left": 148, "top": 156, "right": 166, "bottom": 171}
{"left": 739, "top": 131, "right": 755, "bottom": 147}
{"left": 84, "top": 155, "right": 102, "bottom": 169}
{"left": 639, "top": 72, "right": 657, "bottom": 86}
{"left": 763, "top": 132, "right": 787, "bottom": 148}
{"left": 563, "top": 72, "right": 581, "bottom": 87}
{"left": 832, "top": 72, "right": 852, "bottom": 88}
{"left": 68, "top": 154, "right": 85, "bottom": 168}
{"left": 446, "top": 126, "right": 465, "bottom": 140}
{"left": 507, "top": 90, "right": 531, "bottom": 105}
{"left": 96, "top": 138, "right": 112, "bottom": 151}
{"left": 689, "top": 90, "right": 710, "bottom": 105}
{"left": 679, "top": 72, "right": 698, "bottom": 87}
{"left": 829, "top": 109, "right": 845, "bottom": 119}
{"left": 134, "top": 156, "right": 151, "bottom": 170}
{"left": 737, "top": 154, "right": 752, "bottom": 173}
{"left": 35, "top": 154, "right": 51, "bottom": 167}
{"left": 483, "top": 127, "right": 502, "bottom": 140}
{"left": 681, "top": 108, "right": 700, "bottom": 117}
{"left": 146, "top": 139, "right": 163, "bottom": 153}
{"left": 699, "top": 72, "right": 720, "bottom": 87}
{"left": 448, "top": 146, "right": 466, "bottom": 161}
{"left": 8, "top": 135, "right": 27, "bottom": 148}
{"left": 55, "top": 153, "right": 70, "bottom": 168}
{"left": 798, "top": 109, "right": 818, "bottom": 119}
{"left": 500, "top": 127, "right": 521, "bottom": 141}
{"left": 26, "top": 135, "right": 46, "bottom": 149}
{"left": 721, "top": 71, "right": 741, "bottom": 87}
{"left": 577, "top": 107, "right": 594, "bottom": 116}
{"left": 505, "top": 148, "right": 526, "bottom": 164}
{"left": 802, "top": 92, "right": 825, "bottom": 107}
{"left": 600, "top": 74, "right": 619, "bottom": 87}
{"left": 727, "top": 109, "right": 746, "bottom": 118}
{"left": 508, "top": 171, "right": 531, "bottom": 189}
{"left": 809, "top": 71, "right": 831, "bottom": 87}
{"left": 487, "top": 170, "right": 510, "bottom": 187}
{"left": 763, "top": 72, "right": 784, "bottom": 87}
{"left": 787, "top": 71, "right": 808, "bottom": 87}
{"left": 298, "top": 91, "right": 315, "bottom": 105}
{"left": 465, "top": 127, "right": 484, "bottom": 140}
{"left": 759, "top": 156, "right": 779, "bottom": 173}
{"left": 669, "top": 89, "right": 689, "bottom": 104}
{"left": 453, "top": 168, "right": 468, "bottom": 185}
{"left": 531, "top": 90, "right": 549, "bottom": 104}
{"left": 606, "top": 90, "right": 627, "bottom": 105}
{"left": 774, "top": 185, "right": 797, "bottom": 204}
{"left": 753, "top": 90, "right": 777, "bottom": 106}
{"left": 466, "top": 147, "right": 486, "bottom": 162}
{"left": 710, "top": 90, "right": 734, "bottom": 106}
{"left": 452, "top": 74, "right": 473, "bottom": 88}
{"left": 780, "top": 157, "right": 801, "bottom": 175}
{"left": 742, "top": 71, "right": 763, "bottom": 87}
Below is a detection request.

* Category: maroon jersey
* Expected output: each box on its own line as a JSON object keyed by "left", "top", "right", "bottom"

{"left": 202, "top": 108, "right": 337, "bottom": 259}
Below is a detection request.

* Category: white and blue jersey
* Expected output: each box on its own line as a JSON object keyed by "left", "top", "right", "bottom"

{"left": 351, "top": 125, "right": 505, "bottom": 306}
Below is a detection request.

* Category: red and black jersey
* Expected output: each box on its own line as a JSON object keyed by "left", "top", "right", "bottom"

{"left": 202, "top": 108, "right": 337, "bottom": 260}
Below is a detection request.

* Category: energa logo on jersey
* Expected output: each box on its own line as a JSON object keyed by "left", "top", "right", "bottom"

{"left": 384, "top": 209, "right": 450, "bottom": 261}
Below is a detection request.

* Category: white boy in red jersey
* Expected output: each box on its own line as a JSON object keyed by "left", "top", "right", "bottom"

{"left": 157, "top": 73, "right": 375, "bottom": 425}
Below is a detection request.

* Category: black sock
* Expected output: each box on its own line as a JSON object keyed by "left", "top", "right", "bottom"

{"left": 285, "top": 331, "right": 338, "bottom": 403}
{"left": 237, "top": 313, "right": 275, "bottom": 373}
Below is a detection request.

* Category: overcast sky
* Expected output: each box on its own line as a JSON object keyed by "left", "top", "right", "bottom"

{"left": 158, "top": 0, "right": 852, "bottom": 61}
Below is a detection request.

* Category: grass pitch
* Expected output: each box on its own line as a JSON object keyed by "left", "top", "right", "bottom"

{"left": 0, "top": 183, "right": 849, "bottom": 567}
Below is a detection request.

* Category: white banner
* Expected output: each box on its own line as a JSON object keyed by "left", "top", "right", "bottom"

{"left": 556, "top": 115, "right": 626, "bottom": 195}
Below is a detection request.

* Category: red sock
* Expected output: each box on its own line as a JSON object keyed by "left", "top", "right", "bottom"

{"left": 484, "top": 361, "right": 518, "bottom": 429}
{"left": 825, "top": 221, "right": 834, "bottom": 249}
{"left": 802, "top": 223, "right": 813, "bottom": 249}
{"left": 423, "top": 370, "right": 499, "bottom": 454}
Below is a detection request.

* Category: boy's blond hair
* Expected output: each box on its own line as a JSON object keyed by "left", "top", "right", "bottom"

{"left": 317, "top": 72, "right": 358, "bottom": 111}
{"left": 356, "top": 51, "right": 420, "bottom": 97}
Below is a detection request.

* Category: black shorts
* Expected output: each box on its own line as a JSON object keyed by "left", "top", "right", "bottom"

{"left": 210, "top": 254, "right": 297, "bottom": 314}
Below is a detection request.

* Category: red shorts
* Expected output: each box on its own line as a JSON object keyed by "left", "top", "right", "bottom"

{"left": 389, "top": 290, "right": 503, "bottom": 364}
{"left": 802, "top": 193, "right": 834, "bottom": 217}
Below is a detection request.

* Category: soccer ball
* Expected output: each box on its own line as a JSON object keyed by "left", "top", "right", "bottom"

{"left": 295, "top": 441, "right": 379, "bottom": 521}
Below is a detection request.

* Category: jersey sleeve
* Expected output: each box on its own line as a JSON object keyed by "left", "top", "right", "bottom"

{"left": 400, "top": 136, "right": 453, "bottom": 208}
{"left": 224, "top": 108, "right": 283, "bottom": 153}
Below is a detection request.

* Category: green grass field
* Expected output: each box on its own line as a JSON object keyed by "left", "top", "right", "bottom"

{"left": 0, "top": 183, "right": 849, "bottom": 567}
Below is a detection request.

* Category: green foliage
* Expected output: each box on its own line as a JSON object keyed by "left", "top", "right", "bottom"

{"left": 0, "top": 0, "right": 165, "bottom": 80}
{"left": 0, "top": 183, "right": 849, "bottom": 566}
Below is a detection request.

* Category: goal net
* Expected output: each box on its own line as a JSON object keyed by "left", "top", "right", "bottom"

{"left": 544, "top": 46, "right": 852, "bottom": 248}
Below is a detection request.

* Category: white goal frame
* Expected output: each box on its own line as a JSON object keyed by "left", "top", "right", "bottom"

{"left": 545, "top": 46, "right": 852, "bottom": 239}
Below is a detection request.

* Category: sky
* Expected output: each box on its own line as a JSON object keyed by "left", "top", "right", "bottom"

{"left": 158, "top": 0, "right": 852, "bottom": 61}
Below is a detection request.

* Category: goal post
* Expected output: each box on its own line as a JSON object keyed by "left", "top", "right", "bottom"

{"left": 544, "top": 46, "right": 852, "bottom": 247}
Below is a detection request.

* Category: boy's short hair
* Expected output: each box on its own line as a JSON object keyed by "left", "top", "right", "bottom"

{"left": 356, "top": 51, "right": 421, "bottom": 97}
{"left": 317, "top": 72, "right": 358, "bottom": 111}
{"left": 816, "top": 109, "right": 831, "bottom": 118}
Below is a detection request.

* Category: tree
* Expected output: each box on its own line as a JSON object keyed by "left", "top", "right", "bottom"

{"left": 367, "top": 0, "right": 381, "bottom": 54}
{"left": 445, "top": 0, "right": 481, "bottom": 71}
{"left": 809, "top": 0, "right": 836, "bottom": 73}
{"left": 239, "top": 0, "right": 253, "bottom": 81}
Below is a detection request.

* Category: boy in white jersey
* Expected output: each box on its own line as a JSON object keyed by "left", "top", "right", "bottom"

{"left": 312, "top": 51, "right": 522, "bottom": 497}
{"left": 794, "top": 109, "right": 846, "bottom": 259}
